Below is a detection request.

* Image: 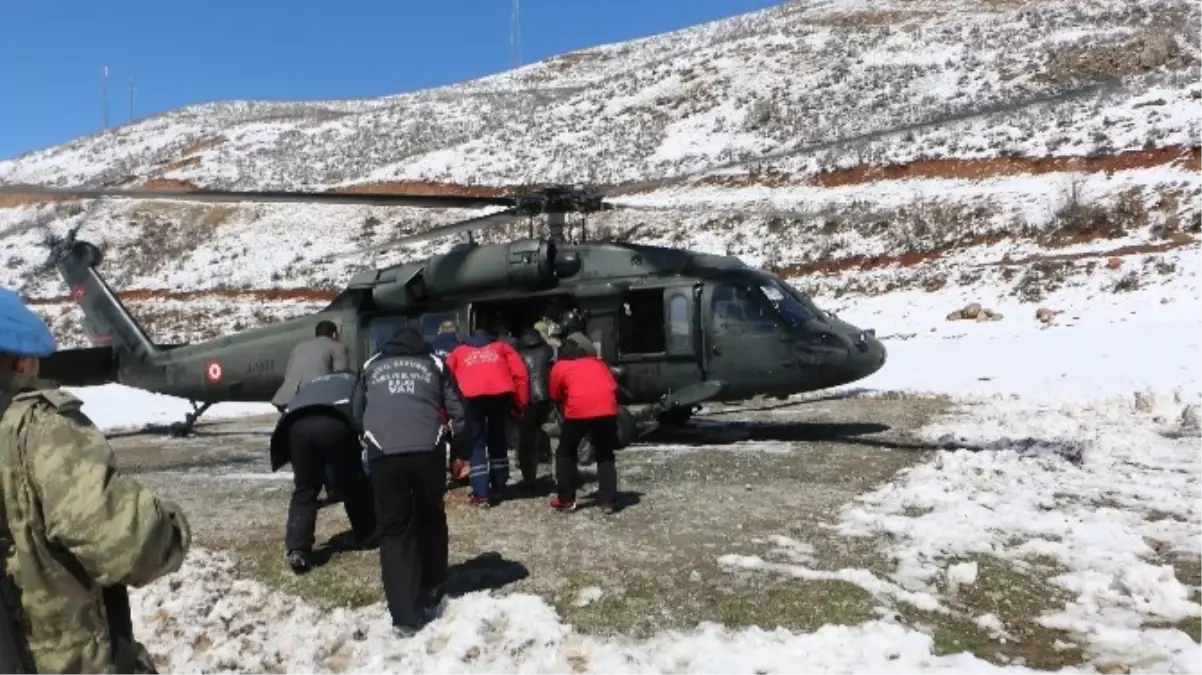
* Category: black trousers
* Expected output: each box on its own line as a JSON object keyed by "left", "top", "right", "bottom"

{"left": 517, "top": 400, "right": 552, "bottom": 483}
{"left": 371, "top": 450, "right": 448, "bottom": 629}
{"left": 285, "top": 413, "right": 376, "bottom": 552}
{"left": 555, "top": 415, "right": 618, "bottom": 503}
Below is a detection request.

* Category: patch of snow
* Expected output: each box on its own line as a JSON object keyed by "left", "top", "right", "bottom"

{"left": 947, "top": 561, "right": 979, "bottom": 588}
{"left": 833, "top": 390, "right": 1202, "bottom": 672}
{"left": 573, "top": 586, "right": 604, "bottom": 608}
{"left": 64, "top": 383, "right": 277, "bottom": 432}
{"left": 719, "top": 546, "right": 946, "bottom": 613}
{"left": 133, "top": 548, "right": 1034, "bottom": 674}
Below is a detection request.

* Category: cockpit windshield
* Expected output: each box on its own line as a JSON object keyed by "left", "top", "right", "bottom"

{"left": 756, "top": 276, "right": 830, "bottom": 327}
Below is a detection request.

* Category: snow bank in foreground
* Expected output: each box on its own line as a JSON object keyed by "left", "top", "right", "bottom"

{"left": 131, "top": 549, "right": 1032, "bottom": 674}
{"left": 64, "top": 383, "right": 277, "bottom": 432}
{"left": 832, "top": 389, "right": 1202, "bottom": 673}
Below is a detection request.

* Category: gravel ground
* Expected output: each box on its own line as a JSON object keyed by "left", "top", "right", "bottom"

{"left": 108, "top": 393, "right": 1095, "bottom": 668}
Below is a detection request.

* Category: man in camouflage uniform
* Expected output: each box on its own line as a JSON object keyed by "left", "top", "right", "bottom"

{"left": 0, "top": 286, "right": 191, "bottom": 673}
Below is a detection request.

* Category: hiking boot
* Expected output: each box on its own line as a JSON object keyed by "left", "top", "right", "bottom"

{"left": 597, "top": 501, "right": 620, "bottom": 515}
{"left": 420, "top": 588, "right": 446, "bottom": 623}
{"left": 469, "top": 493, "right": 494, "bottom": 508}
{"left": 421, "top": 584, "right": 446, "bottom": 610}
{"left": 391, "top": 624, "right": 420, "bottom": 639}
{"left": 550, "top": 496, "right": 576, "bottom": 512}
{"left": 286, "top": 549, "right": 311, "bottom": 573}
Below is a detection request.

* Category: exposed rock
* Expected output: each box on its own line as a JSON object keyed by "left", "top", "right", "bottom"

{"left": 949, "top": 302, "right": 1002, "bottom": 322}
{"left": 1181, "top": 404, "right": 1200, "bottom": 431}
{"left": 1096, "top": 664, "right": 1130, "bottom": 675}
{"left": 1106, "top": 257, "right": 1124, "bottom": 269}
{"left": 1134, "top": 391, "right": 1156, "bottom": 413}
{"left": 1036, "top": 307, "right": 1055, "bottom": 323}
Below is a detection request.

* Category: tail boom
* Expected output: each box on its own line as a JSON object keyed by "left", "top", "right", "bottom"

{"left": 52, "top": 239, "right": 158, "bottom": 362}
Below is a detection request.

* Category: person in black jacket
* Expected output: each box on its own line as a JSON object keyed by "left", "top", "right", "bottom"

{"left": 429, "top": 319, "right": 469, "bottom": 482}
{"left": 515, "top": 327, "right": 555, "bottom": 486}
{"left": 430, "top": 319, "right": 461, "bottom": 360}
{"left": 352, "top": 327, "right": 470, "bottom": 636}
{"left": 270, "top": 370, "right": 376, "bottom": 574}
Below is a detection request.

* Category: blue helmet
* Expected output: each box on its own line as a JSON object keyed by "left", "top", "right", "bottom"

{"left": 0, "top": 286, "right": 56, "bottom": 358}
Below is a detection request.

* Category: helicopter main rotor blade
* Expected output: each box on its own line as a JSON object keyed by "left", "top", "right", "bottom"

{"left": 0, "top": 184, "right": 516, "bottom": 210}
{"left": 607, "top": 202, "right": 893, "bottom": 224}
{"left": 326, "top": 208, "right": 524, "bottom": 261}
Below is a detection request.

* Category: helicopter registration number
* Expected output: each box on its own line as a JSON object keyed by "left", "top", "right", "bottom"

{"left": 246, "top": 359, "right": 275, "bottom": 375}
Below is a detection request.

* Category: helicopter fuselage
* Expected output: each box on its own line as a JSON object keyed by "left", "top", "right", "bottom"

{"left": 41, "top": 238, "right": 886, "bottom": 412}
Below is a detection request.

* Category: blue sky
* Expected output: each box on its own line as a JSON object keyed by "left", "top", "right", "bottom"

{"left": 0, "top": 0, "right": 782, "bottom": 160}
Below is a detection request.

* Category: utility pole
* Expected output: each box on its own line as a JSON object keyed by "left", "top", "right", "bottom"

{"left": 509, "top": 0, "right": 521, "bottom": 69}
{"left": 128, "top": 76, "right": 136, "bottom": 122}
{"left": 101, "top": 64, "right": 109, "bottom": 129}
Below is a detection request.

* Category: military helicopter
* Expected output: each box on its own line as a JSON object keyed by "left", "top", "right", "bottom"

{"left": 1, "top": 178, "right": 887, "bottom": 448}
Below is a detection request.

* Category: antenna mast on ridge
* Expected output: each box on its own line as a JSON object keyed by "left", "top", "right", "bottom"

{"left": 509, "top": 0, "right": 521, "bottom": 68}
{"left": 101, "top": 65, "right": 109, "bottom": 130}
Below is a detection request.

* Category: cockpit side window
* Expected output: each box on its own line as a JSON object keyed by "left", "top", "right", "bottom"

{"left": 760, "top": 278, "right": 826, "bottom": 327}
{"left": 779, "top": 279, "right": 831, "bottom": 322}
{"left": 369, "top": 315, "right": 408, "bottom": 354}
{"left": 418, "top": 312, "right": 457, "bottom": 343}
{"left": 712, "top": 283, "right": 777, "bottom": 335}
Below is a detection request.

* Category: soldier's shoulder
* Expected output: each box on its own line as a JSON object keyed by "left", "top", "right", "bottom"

{"left": 9, "top": 389, "right": 104, "bottom": 457}
{"left": 12, "top": 388, "right": 99, "bottom": 433}
{"left": 12, "top": 387, "right": 84, "bottom": 414}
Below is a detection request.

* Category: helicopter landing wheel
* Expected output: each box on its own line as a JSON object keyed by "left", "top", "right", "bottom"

{"left": 577, "top": 407, "right": 636, "bottom": 466}
{"left": 169, "top": 401, "right": 213, "bottom": 437}
{"left": 656, "top": 405, "right": 695, "bottom": 428}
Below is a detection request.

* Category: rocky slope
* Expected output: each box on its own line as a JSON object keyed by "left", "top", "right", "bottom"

{"left": 0, "top": 0, "right": 1198, "bottom": 347}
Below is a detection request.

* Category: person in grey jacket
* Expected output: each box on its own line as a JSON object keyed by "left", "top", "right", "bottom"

{"left": 271, "top": 320, "right": 351, "bottom": 410}
{"left": 351, "top": 326, "right": 470, "bottom": 636}
{"left": 272, "top": 320, "right": 352, "bottom": 502}
{"left": 270, "top": 371, "right": 376, "bottom": 573}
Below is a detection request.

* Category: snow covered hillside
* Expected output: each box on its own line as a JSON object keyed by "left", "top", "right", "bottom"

{"left": 0, "top": 0, "right": 1198, "bottom": 349}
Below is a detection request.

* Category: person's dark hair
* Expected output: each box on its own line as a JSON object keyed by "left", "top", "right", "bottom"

{"left": 315, "top": 320, "right": 338, "bottom": 338}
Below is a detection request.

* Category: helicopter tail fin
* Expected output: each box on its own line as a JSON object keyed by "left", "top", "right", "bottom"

{"left": 50, "top": 238, "right": 159, "bottom": 362}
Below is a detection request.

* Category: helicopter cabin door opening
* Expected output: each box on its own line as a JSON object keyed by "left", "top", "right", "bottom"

{"left": 616, "top": 286, "right": 703, "bottom": 397}
{"left": 470, "top": 294, "right": 575, "bottom": 343}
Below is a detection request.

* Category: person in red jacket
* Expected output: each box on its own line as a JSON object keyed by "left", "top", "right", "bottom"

{"left": 547, "top": 337, "right": 621, "bottom": 514}
{"left": 445, "top": 328, "right": 530, "bottom": 506}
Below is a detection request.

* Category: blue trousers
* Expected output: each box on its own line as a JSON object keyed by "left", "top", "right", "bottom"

{"left": 467, "top": 394, "right": 513, "bottom": 498}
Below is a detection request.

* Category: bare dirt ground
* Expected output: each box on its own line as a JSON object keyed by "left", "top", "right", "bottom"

{"left": 108, "top": 393, "right": 1092, "bottom": 669}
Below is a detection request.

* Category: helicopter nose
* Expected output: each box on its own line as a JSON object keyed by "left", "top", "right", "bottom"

{"left": 855, "top": 328, "right": 887, "bottom": 375}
